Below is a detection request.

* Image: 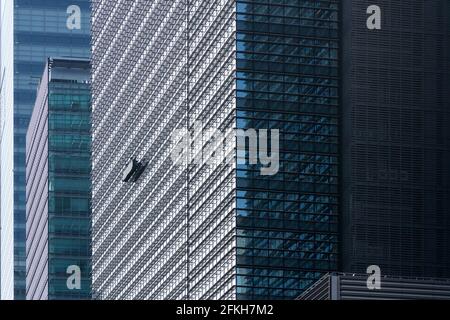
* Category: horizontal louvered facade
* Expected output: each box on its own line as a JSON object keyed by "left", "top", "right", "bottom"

{"left": 299, "top": 273, "right": 450, "bottom": 300}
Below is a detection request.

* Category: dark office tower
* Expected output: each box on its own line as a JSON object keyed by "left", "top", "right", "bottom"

{"left": 0, "top": 1, "right": 91, "bottom": 299}
{"left": 92, "top": 0, "right": 339, "bottom": 299}
{"left": 26, "top": 58, "right": 91, "bottom": 300}
{"left": 341, "top": 0, "right": 450, "bottom": 277}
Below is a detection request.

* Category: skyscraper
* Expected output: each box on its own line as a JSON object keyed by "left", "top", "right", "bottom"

{"left": 0, "top": 0, "right": 91, "bottom": 299}
{"left": 340, "top": 0, "right": 450, "bottom": 278}
{"left": 91, "top": 0, "right": 339, "bottom": 299}
{"left": 26, "top": 57, "right": 91, "bottom": 300}
{"left": 234, "top": 0, "right": 339, "bottom": 299}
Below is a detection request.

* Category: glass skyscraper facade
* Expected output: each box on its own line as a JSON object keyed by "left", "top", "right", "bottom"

{"left": 26, "top": 58, "right": 91, "bottom": 300}
{"left": 235, "top": 0, "right": 339, "bottom": 299}
{"left": 92, "top": 0, "right": 339, "bottom": 300}
{"left": 0, "top": 0, "right": 90, "bottom": 299}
